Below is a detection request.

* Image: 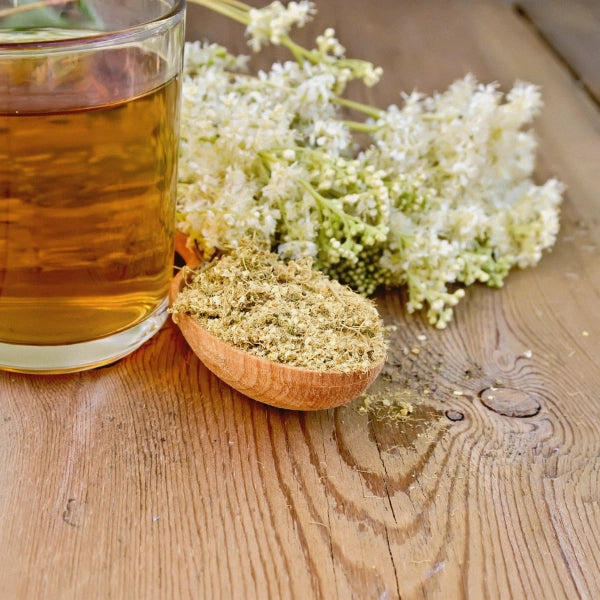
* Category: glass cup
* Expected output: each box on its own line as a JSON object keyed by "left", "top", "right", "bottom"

{"left": 0, "top": 0, "right": 186, "bottom": 373}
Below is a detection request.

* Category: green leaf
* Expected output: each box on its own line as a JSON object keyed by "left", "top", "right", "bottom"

{"left": 0, "top": 0, "right": 104, "bottom": 31}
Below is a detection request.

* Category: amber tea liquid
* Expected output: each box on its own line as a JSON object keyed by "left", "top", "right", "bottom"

{"left": 0, "top": 46, "right": 179, "bottom": 347}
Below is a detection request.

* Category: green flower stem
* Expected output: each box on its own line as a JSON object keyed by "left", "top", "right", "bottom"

{"left": 213, "top": 0, "right": 252, "bottom": 11}
{"left": 343, "top": 120, "right": 382, "bottom": 133}
{"left": 333, "top": 96, "right": 382, "bottom": 119}
{"left": 280, "top": 36, "right": 318, "bottom": 66}
{"left": 297, "top": 179, "right": 382, "bottom": 238}
{"left": 188, "top": 0, "right": 250, "bottom": 26}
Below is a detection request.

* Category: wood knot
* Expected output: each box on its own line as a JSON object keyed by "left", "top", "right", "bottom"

{"left": 479, "top": 387, "right": 540, "bottom": 418}
{"left": 63, "top": 498, "right": 84, "bottom": 528}
{"left": 445, "top": 409, "right": 464, "bottom": 422}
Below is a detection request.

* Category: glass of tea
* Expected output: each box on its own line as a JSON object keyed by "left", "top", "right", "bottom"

{"left": 0, "top": 0, "right": 185, "bottom": 372}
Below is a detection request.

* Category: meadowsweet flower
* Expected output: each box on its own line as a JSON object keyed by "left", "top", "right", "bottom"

{"left": 177, "top": 0, "right": 563, "bottom": 327}
{"left": 246, "top": 0, "right": 315, "bottom": 51}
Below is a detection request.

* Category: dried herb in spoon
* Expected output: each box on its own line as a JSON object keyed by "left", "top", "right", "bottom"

{"left": 170, "top": 241, "right": 388, "bottom": 373}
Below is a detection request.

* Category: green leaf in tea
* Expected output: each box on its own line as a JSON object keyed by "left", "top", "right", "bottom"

{"left": 0, "top": 0, "right": 104, "bottom": 31}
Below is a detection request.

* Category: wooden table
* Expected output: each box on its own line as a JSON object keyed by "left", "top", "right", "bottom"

{"left": 2, "top": 1, "right": 599, "bottom": 598}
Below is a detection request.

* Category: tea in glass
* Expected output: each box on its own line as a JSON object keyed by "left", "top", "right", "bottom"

{"left": 0, "top": 0, "right": 186, "bottom": 372}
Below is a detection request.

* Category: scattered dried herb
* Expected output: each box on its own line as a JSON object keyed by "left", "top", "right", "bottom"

{"left": 356, "top": 389, "right": 416, "bottom": 424}
{"left": 170, "top": 241, "right": 387, "bottom": 373}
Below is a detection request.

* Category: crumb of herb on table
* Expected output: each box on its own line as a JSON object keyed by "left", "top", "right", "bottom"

{"left": 169, "top": 241, "right": 388, "bottom": 373}
{"left": 357, "top": 390, "right": 416, "bottom": 424}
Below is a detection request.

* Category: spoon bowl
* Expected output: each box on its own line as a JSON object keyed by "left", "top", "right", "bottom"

{"left": 169, "top": 269, "right": 384, "bottom": 411}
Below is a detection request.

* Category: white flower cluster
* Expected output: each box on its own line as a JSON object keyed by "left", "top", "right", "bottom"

{"left": 368, "top": 77, "right": 563, "bottom": 324}
{"left": 246, "top": 0, "right": 315, "bottom": 51}
{"left": 177, "top": 2, "right": 563, "bottom": 328}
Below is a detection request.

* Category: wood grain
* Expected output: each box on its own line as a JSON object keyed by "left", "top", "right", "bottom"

{"left": 514, "top": 0, "right": 600, "bottom": 103}
{"left": 1, "top": 1, "right": 600, "bottom": 599}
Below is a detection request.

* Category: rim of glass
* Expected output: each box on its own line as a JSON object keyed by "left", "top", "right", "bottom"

{"left": 0, "top": 0, "right": 186, "bottom": 50}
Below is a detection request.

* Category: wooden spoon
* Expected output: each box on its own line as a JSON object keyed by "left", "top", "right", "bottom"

{"left": 170, "top": 241, "right": 384, "bottom": 410}
{"left": 175, "top": 230, "right": 202, "bottom": 268}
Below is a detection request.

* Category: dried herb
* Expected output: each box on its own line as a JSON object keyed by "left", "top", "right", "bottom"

{"left": 356, "top": 390, "right": 415, "bottom": 424}
{"left": 170, "top": 241, "right": 387, "bottom": 373}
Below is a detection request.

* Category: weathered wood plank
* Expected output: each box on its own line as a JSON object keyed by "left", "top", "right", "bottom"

{"left": 0, "top": 1, "right": 599, "bottom": 599}
{"left": 514, "top": 0, "right": 600, "bottom": 102}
